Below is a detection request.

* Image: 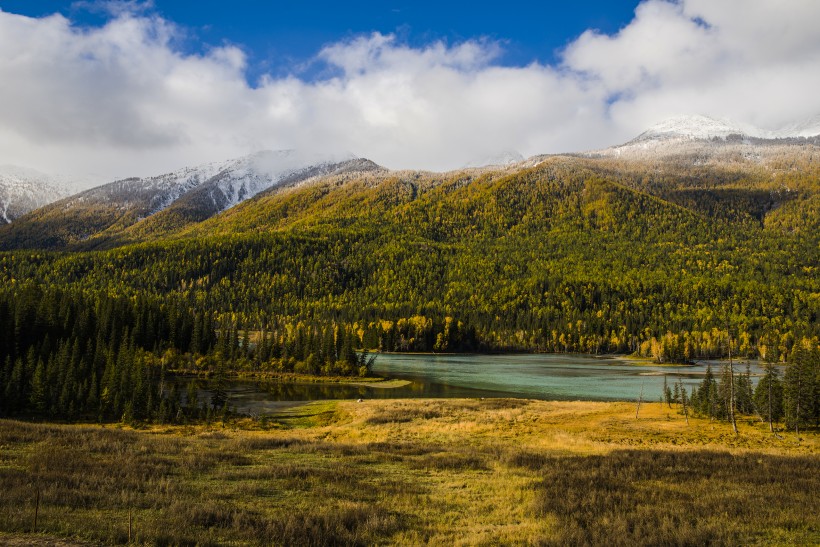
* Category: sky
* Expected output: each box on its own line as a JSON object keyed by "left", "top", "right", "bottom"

{"left": 1, "top": 0, "right": 819, "bottom": 183}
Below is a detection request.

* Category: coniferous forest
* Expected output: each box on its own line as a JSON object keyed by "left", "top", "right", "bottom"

{"left": 0, "top": 156, "right": 818, "bottom": 425}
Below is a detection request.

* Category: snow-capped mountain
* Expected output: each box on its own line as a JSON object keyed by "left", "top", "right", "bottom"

{"left": 164, "top": 151, "right": 380, "bottom": 221}
{"left": 628, "top": 114, "right": 820, "bottom": 144}
{"left": 588, "top": 114, "right": 820, "bottom": 164}
{"left": 67, "top": 150, "right": 377, "bottom": 219}
{"left": 0, "top": 165, "right": 71, "bottom": 223}
{"left": 0, "top": 151, "right": 382, "bottom": 250}
{"left": 630, "top": 115, "right": 758, "bottom": 142}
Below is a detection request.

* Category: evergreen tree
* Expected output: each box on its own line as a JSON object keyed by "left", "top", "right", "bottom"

{"left": 754, "top": 362, "right": 784, "bottom": 431}
{"left": 784, "top": 344, "right": 818, "bottom": 435}
{"left": 29, "top": 358, "right": 48, "bottom": 414}
{"left": 662, "top": 375, "right": 672, "bottom": 408}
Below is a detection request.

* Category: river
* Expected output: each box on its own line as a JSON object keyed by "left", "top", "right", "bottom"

{"left": 190, "top": 353, "right": 765, "bottom": 415}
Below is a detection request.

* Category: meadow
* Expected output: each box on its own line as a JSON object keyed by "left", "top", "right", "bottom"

{"left": 1, "top": 399, "right": 818, "bottom": 546}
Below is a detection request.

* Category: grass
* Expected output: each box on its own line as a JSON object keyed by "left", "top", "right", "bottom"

{"left": 0, "top": 400, "right": 817, "bottom": 545}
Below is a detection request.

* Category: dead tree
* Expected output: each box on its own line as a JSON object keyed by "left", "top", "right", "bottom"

{"left": 678, "top": 378, "right": 689, "bottom": 425}
{"left": 635, "top": 381, "right": 644, "bottom": 419}
{"left": 726, "top": 329, "right": 738, "bottom": 436}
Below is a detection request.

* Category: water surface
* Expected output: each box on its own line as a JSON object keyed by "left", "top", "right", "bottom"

{"left": 194, "top": 353, "right": 764, "bottom": 415}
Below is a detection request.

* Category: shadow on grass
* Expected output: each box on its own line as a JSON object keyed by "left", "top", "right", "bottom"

{"left": 529, "top": 450, "right": 820, "bottom": 546}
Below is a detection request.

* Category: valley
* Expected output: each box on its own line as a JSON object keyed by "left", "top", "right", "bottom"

{"left": 0, "top": 116, "right": 818, "bottom": 545}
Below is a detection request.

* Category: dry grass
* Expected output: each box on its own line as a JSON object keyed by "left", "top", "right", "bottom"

{"left": 0, "top": 400, "right": 817, "bottom": 545}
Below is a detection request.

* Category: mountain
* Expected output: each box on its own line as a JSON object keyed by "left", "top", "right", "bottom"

{"left": 0, "top": 165, "right": 71, "bottom": 223}
{"left": 0, "top": 151, "right": 383, "bottom": 250}
{"left": 628, "top": 114, "right": 820, "bottom": 143}
{"left": 628, "top": 115, "right": 757, "bottom": 142}
{"left": 773, "top": 114, "right": 820, "bottom": 139}
{"left": 463, "top": 150, "right": 525, "bottom": 169}
{"left": 585, "top": 114, "right": 820, "bottom": 168}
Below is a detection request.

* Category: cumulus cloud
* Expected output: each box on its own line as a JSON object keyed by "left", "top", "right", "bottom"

{"left": 565, "top": 0, "right": 820, "bottom": 131}
{"left": 0, "top": 0, "right": 819, "bottom": 182}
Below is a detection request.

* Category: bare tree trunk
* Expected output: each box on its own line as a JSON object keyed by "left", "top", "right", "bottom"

{"left": 795, "top": 373, "right": 801, "bottom": 438}
{"left": 33, "top": 487, "right": 39, "bottom": 533}
{"left": 727, "top": 331, "right": 738, "bottom": 436}
{"left": 635, "top": 382, "right": 644, "bottom": 419}
{"left": 768, "top": 371, "right": 774, "bottom": 433}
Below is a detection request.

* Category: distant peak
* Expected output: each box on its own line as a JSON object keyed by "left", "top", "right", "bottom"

{"left": 629, "top": 113, "right": 820, "bottom": 145}
{"left": 632, "top": 115, "right": 756, "bottom": 142}
{"left": 774, "top": 114, "right": 820, "bottom": 138}
{"left": 463, "top": 150, "right": 525, "bottom": 168}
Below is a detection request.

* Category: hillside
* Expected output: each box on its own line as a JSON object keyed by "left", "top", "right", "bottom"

{"left": 2, "top": 155, "right": 818, "bottom": 354}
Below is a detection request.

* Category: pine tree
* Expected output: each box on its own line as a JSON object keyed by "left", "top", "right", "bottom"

{"left": 210, "top": 365, "right": 228, "bottom": 411}
{"left": 662, "top": 375, "right": 672, "bottom": 407}
{"left": 186, "top": 380, "right": 199, "bottom": 418}
{"left": 29, "top": 358, "right": 48, "bottom": 414}
{"left": 784, "top": 344, "right": 818, "bottom": 435}
{"left": 754, "top": 362, "right": 783, "bottom": 432}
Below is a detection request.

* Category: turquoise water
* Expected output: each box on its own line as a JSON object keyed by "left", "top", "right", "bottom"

{"left": 372, "top": 353, "right": 761, "bottom": 401}
{"left": 205, "top": 354, "right": 762, "bottom": 414}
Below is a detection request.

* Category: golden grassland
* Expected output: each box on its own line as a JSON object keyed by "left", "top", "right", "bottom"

{"left": 1, "top": 399, "right": 818, "bottom": 546}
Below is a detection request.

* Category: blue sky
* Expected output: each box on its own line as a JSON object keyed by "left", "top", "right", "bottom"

{"left": 0, "top": 1, "right": 819, "bottom": 180}
{"left": 1, "top": 0, "right": 640, "bottom": 81}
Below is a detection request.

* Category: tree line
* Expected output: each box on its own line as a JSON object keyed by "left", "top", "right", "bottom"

{"left": 663, "top": 343, "right": 819, "bottom": 433}
{"left": 0, "top": 286, "right": 374, "bottom": 422}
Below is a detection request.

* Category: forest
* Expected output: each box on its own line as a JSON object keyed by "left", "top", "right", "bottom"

{"left": 0, "top": 157, "right": 818, "bottom": 424}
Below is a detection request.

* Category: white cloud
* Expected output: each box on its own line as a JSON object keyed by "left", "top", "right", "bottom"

{"left": 0, "top": 0, "right": 819, "bottom": 183}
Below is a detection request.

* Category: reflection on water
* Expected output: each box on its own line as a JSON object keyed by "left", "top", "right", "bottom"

{"left": 182, "top": 353, "right": 766, "bottom": 415}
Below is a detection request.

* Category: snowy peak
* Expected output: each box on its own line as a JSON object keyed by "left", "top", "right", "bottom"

{"left": 587, "top": 113, "right": 820, "bottom": 165}
{"left": 197, "top": 150, "right": 363, "bottom": 211}
{"left": 69, "top": 150, "right": 375, "bottom": 218}
{"left": 631, "top": 115, "right": 758, "bottom": 142}
{"left": 630, "top": 114, "right": 820, "bottom": 144}
{"left": 76, "top": 156, "right": 238, "bottom": 213}
{"left": 0, "top": 165, "right": 71, "bottom": 223}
